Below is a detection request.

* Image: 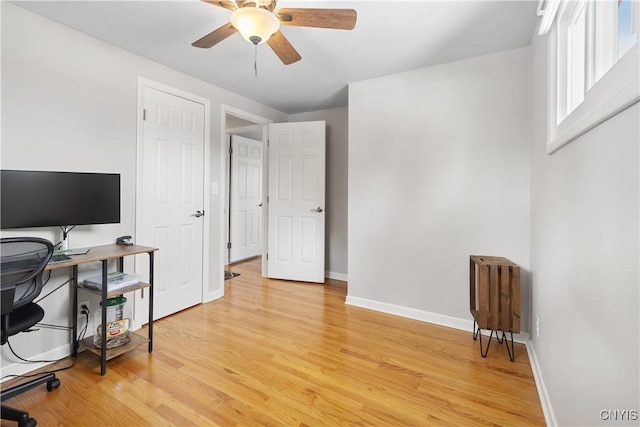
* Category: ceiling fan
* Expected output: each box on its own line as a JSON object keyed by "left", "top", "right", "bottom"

{"left": 192, "top": 0, "right": 357, "bottom": 65}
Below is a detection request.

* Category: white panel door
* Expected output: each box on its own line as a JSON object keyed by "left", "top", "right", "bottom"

{"left": 229, "top": 135, "right": 263, "bottom": 262}
{"left": 140, "top": 86, "right": 204, "bottom": 320}
{"left": 268, "top": 121, "right": 325, "bottom": 283}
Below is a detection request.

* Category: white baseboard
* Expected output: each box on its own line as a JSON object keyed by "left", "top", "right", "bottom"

{"left": 325, "top": 271, "right": 348, "bottom": 281}
{"left": 526, "top": 341, "right": 556, "bottom": 427}
{"left": 346, "top": 295, "right": 469, "bottom": 330}
{"left": 0, "top": 343, "right": 71, "bottom": 382}
{"left": 345, "top": 295, "right": 530, "bottom": 343}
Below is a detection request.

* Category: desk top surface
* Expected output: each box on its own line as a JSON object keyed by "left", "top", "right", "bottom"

{"left": 45, "top": 244, "right": 158, "bottom": 270}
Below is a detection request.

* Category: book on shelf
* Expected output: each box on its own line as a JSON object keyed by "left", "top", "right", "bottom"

{"left": 83, "top": 272, "right": 140, "bottom": 291}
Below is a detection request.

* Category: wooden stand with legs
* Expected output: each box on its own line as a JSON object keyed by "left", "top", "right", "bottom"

{"left": 469, "top": 255, "right": 520, "bottom": 361}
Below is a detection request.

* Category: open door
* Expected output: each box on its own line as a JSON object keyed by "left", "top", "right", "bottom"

{"left": 229, "top": 135, "right": 263, "bottom": 263}
{"left": 267, "top": 121, "right": 326, "bottom": 283}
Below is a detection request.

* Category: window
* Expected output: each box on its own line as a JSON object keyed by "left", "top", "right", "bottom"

{"left": 556, "top": 1, "right": 587, "bottom": 121}
{"left": 539, "top": 0, "right": 639, "bottom": 153}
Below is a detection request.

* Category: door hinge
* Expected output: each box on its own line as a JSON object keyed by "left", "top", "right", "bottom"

{"left": 267, "top": 196, "right": 269, "bottom": 204}
{"left": 266, "top": 253, "right": 269, "bottom": 260}
{"left": 229, "top": 146, "right": 233, "bottom": 155}
{"left": 143, "top": 109, "right": 147, "bottom": 121}
{"left": 267, "top": 139, "right": 270, "bottom": 147}
{"left": 227, "top": 242, "right": 231, "bottom": 250}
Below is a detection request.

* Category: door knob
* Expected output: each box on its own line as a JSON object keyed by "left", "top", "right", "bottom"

{"left": 190, "top": 210, "right": 204, "bottom": 218}
{"left": 311, "top": 207, "right": 324, "bottom": 213}
{"left": 257, "top": 203, "right": 263, "bottom": 207}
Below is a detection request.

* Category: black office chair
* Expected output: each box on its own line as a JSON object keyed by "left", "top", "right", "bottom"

{"left": 1, "top": 237, "right": 61, "bottom": 427}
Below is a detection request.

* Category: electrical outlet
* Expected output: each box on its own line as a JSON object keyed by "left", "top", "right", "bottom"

{"left": 77, "top": 300, "right": 91, "bottom": 340}
{"left": 78, "top": 300, "right": 90, "bottom": 316}
{"left": 536, "top": 316, "right": 540, "bottom": 338}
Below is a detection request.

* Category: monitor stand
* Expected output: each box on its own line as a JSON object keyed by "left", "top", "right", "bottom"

{"left": 59, "top": 225, "right": 75, "bottom": 251}
{"left": 57, "top": 225, "right": 91, "bottom": 255}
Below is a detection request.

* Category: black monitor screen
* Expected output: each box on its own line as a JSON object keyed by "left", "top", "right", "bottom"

{"left": 1, "top": 170, "right": 121, "bottom": 229}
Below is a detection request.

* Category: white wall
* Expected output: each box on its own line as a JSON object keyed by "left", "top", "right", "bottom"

{"left": 289, "top": 107, "right": 348, "bottom": 279}
{"left": 1, "top": 3, "right": 287, "bottom": 374}
{"left": 529, "top": 34, "right": 639, "bottom": 426}
{"left": 348, "top": 48, "right": 531, "bottom": 331}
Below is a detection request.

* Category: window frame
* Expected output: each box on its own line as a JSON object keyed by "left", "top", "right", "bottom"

{"left": 546, "top": 0, "right": 639, "bottom": 154}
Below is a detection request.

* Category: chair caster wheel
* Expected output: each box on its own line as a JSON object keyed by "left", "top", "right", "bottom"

{"left": 46, "top": 378, "right": 60, "bottom": 392}
{"left": 18, "top": 417, "right": 37, "bottom": 427}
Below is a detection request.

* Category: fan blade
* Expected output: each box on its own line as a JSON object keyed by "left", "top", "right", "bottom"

{"left": 201, "top": 0, "right": 237, "bottom": 11}
{"left": 192, "top": 22, "right": 238, "bottom": 48}
{"left": 267, "top": 31, "right": 301, "bottom": 65}
{"left": 277, "top": 8, "right": 357, "bottom": 30}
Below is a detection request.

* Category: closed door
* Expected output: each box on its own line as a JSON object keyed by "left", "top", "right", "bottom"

{"left": 268, "top": 121, "right": 325, "bottom": 283}
{"left": 139, "top": 86, "right": 205, "bottom": 320}
{"left": 229, "top": 135, "right": 263, "bottom": 262}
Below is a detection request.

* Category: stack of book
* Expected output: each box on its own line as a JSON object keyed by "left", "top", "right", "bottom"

{"left": 83, "top": 272, "right": 140, "bottom": 292}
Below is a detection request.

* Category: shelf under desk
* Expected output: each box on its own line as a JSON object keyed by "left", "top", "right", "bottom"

{"left": 46, "top": 244, "right": 158, "bottom": 375}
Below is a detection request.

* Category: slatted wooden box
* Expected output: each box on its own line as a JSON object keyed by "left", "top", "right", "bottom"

{"left": 469, "top": 255, "right": 520, "bottom": 334}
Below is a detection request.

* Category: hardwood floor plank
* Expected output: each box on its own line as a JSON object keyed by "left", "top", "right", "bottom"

{"left": 1, "top": 257, "right": 544, "bottom": 426}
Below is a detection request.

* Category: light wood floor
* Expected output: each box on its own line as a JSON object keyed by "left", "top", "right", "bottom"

{"left": 2, "top": 257, "right": 545, "bottom": 426}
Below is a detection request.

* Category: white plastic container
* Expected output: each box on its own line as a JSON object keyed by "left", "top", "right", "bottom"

{"left": 93, "top": 295, "right": 131, "bottom": 348}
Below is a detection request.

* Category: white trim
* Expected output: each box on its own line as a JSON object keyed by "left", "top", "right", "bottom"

{"left": 135, "top": 77, "right": 213, "bottom": 309}
{"left": 548, "top": 53, "right": 639, "bottom": 153}
{"left": 325, "top": 270, "right": 348, "bottom": 281}
{"left": 0, "top": 342, "right": 70, "bottom": 381}
{"left": 537, "top": 0, "right": 562, "bottom": 35}
{"left": 345, "top": 295, "right": 530, "bottom": 344}
{"left": 526, "top": 341, "right": 558, "bottom": 427}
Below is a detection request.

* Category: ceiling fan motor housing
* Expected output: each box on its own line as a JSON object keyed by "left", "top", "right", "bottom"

{"left": 193, "top": 0, "right": 357, "bottom": 65}
{"left": 230, "top": 6, "right": 280, "bottom": 45}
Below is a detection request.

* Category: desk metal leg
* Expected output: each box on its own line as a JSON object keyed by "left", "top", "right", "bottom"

{"left": 100, "top": 260, "right": 108, "bottom": 375}
{"left": 72, "top": 265, "right": 79, "bottom": 357}
{"left": 148, "top": 252, "right": 154, "bottom": 353}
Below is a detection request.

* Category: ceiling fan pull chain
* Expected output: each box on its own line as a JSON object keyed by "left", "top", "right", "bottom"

{"left": 254, "top": 43, "right": 258, "bottom": 78}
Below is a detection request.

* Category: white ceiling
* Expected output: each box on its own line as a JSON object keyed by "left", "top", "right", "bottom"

{"left": 12, "top": 0, "right": 538, "bottom": 115}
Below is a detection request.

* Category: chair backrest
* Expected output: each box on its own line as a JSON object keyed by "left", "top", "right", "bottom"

{"left": 1, "top": 238, "right": 54, "bottom": 315}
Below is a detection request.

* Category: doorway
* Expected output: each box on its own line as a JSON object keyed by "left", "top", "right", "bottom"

{"left": 222, "top": 108, "right": 327, "bottom": 284}
{"left": 223, "top": 107, "right": 271, "bottom": 277}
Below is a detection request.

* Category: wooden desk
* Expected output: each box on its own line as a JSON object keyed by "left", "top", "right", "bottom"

{"left": 47, "top": 244, "right": 158, "bottom": 375}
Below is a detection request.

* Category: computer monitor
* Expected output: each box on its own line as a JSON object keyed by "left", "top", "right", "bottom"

{"left": 1, "top": 170, "right": 121, "bottom": 249}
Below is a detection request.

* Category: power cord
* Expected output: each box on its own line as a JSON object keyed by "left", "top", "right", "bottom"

{"left": 0, "top": 310, "right": 89, "bottom": 381}
{"left": 34, "top": 277, "right": 73, "bottom": 303}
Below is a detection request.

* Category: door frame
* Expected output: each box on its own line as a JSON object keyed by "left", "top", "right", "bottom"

{"left": 222, "top": 105, "right": 271, "bottom": 279}
{"left": 135, "top": 77, "right": 212, "bottom": 326}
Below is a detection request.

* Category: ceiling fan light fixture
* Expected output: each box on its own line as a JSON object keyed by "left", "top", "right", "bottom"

{"left": 231, "top": 6, "right": 280, "bottom": 45}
